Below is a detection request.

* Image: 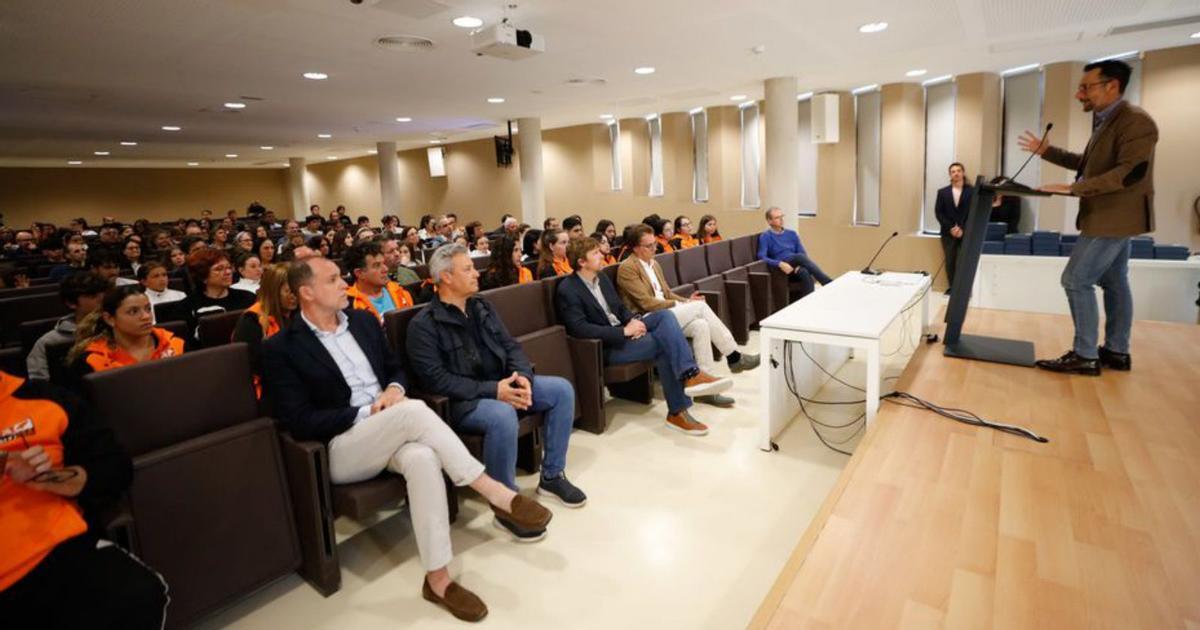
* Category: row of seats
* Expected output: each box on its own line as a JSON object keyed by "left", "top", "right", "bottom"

{"left": 60, "top": 234, "right": 785, "bottom": 627}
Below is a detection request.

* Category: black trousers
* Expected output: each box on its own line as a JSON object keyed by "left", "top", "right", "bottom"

{"left": 0, "top": 534, "right": 168, "bottom": 629}
{"left": 941, "top": 234, "right": 962, "bottom": 289}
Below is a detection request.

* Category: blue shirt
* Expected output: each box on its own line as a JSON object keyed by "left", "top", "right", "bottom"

{"left": 1093, "top": 98, "right": 1123, "bottom": 131}
{"left": 757, "top": 229, "right": 807, "bottom": 268}
{"left": 367, "top": 290, "right": 397, "bottom": 318}
{"left": 301, "top": 310, "right": 402, "bottom": 423}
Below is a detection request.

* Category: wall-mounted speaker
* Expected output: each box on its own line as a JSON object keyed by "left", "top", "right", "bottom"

{"left": 811, "top": 93, "right": 839, "bottom": 144}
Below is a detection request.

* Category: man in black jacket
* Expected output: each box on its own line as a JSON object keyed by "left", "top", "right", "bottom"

{"left": 261, "top": 257, "right": 551, "bottom": 622}
{"left": 0, "top": 371, "right": 168, "bottom": 628}
{"left": 407, "top": 245, "right": 586, "bottom": 526}
{"left": 555, "top": 237, "right": 732, "bottom": 437}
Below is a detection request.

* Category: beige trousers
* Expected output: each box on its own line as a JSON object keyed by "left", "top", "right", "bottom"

{"left": 668, "top": 299, "right": 737, "bottom": 374}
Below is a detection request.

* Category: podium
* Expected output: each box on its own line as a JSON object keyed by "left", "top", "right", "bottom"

{"left": 942, "top": 177, "right": 1052, "bottom": 366}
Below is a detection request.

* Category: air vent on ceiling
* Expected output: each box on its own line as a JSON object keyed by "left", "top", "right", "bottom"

{"left": 361, "top": 0, "right": 448, "bottom": 19}
{"left": 239, "top": 95, "right": 265, "bottom": 101}
{"left": 566, "top": 77, "right": 608, "bottom": 87}
{"left": 376, "top": 35, "right": 436, "bottom": 52}
{"left": 1107, "top": 14, "right": 1200, "bottom": 36}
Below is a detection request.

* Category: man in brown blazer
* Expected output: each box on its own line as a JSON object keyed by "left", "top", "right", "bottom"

{"left": 616, "top": 225, "right": 759, "bottom": 406}
{"left": 1019, "top": 58, "right": 1157, "bottom": 375}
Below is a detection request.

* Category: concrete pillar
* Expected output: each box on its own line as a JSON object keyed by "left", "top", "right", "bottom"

{"left": 516, "top": 117, "right": 546, "bottom": 226}
{"left": 376, "top": 141, "right": 401, "bottom": 219}
{"left": 287, "top": 157, "right": 308, "bottom": 219}
{"left": 764, "top": 77, "right": 800, "bottom": 231}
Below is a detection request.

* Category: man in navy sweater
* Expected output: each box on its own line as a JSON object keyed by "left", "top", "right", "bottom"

{"left": 757, "top": 207, "right": 833, "bottom": 297}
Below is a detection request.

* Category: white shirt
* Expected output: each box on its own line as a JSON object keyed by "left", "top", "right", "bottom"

{"left": 144, "top": 287, "right": 186, "bottom": 306}
{"left": 469, "top": 249, "right": 489, "bottom": 258}
{"left": 639, "top": 258, "right": 665, "bottom": 300}
{"left": 231, "top": 278, "right": 260, "bottom": 294}
{"left": 301, "top": 310, "right": 401, "bottom": 422}
{"left": 582, "top": 274, "right": 621, "bottom": 326}
{"left": 114, "top": 277, "right": 138, "bottom": 287}
{"left": 952, "top": 185, "right": 963, "bottom": 206}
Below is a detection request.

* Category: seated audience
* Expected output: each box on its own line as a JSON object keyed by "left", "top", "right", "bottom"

{"left": 536, "top": 229, "right": 571, "bottom": 279}
{"left": 480, "top": 234, "right": 532, "bottom": 290}
{"left": 407, "top": 244, "right": 586, "bottom": 513}
{"left": 262, "top": 257, "right": 551, "bottom": 621}
{"left": 256, "top": 237, "right": 276, "bottom": 266}
{"left": 184, "top": 249, "right": 256, "bottom": 336}
{"left": 48, "top": 241, "right": 89, "bottom": 282}
{"left": 562, "top": 215, "right": 585, "bottom": 239}
{"left": 417, "top": 214, "right": 436, "bottom": 241}
{"left": 275, "top": 219, "right": 300, "bottom": 249}
{"left": 306, "top": 235, "right": 330, "bottom": 258}
{"left": 555, "top": 237, "right": 731, "bottom": 436}
{"left": 300, "top": 215, "right": 324, "bottom": 239}
{"left": 758, "top": 207, "right": 833, "bottom": 298}
{"left": 210, "top": 226, "right": 232, "bottom": 252}
{"left": 136, "top": 261, "right": 187, "bottom": 323}
{"left": 89, "top": 250, "right": 137, "bottom": 287}
{"left": 67, "top": 286, "right": 185, "bottom": 379}
{"left": 591, "top": 232, "right": 618, "bottom": 266}
{"left": 594, "top": 219, "right": 617, "bottom": 244}
{"left": 670, "top": 215, "right": 699, "bottom": 249}
{"left": 0, "top": 369, "right": 169, "bottom": 628}
{"left": 617, "top": 225, "right": 759, "bottom": 407}
{"left": 521, "top": 229, "right": 542, "bottom": 263}
{"left": 653, "top": 219, "right": 676, "bottom": 253}
{"left": 232, "top": 263, "right": 294, "bottom": 397}
{"left": 392, "top": 243, "right": 422, "bottom": 285}
{"left": 470, "top": 235, "right": 491, "bottom": 258}
{"left": 26, "top": 272, "right": 109, "bottom": 381}
{"left": 233, "top": 231, "right": 255, "bottom": 254}
{"left": 698, "top": 214, "right": 722, "bottom": 244}
{"left": 542, "top": 217, "right": 560, "bottom": 231}
{"left": 344, "top": 241, "right": 415, "bottom": 322}
{"left": 231, "top": 252, "right": 262, "bottom": 294}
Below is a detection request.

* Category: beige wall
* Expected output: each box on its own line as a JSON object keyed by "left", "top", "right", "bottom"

{"left": 1143, "top": 44, "right": 1200, "bottom": 249}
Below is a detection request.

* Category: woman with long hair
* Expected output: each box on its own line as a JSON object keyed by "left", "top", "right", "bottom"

{"left": 121, "top": 237, "right": 144, "bottom": 275}
{"left": 232, "top": 263, "right": 296, "bottom": 397}
{"left": 256, "top": 237, "right": 276, "bottom": 266}
{"left": 594, "top": 219, "right": 617, "bottom": 244}
{"left": 698, "top": 214, "right": 722, "bottom": 244}
{"left": 653, "top": 219, "right": 676, "bottom": 253}
{"left": 671, "top": 215, "right": 699, "bottom": 249}
{"left": 67, "top": 285, "right": 185, "bottom": 380}
{"left": 591, "top": 232, "right": 618, "bottom": 265}
{"left": 536, "top": 229, "right": 571, "bottom": 279}
{"left": 481, "top": 234, "right": 533, "bottom": 290}
{"left": 617, "top": 224, "right": 644, "bottom": 261}
{"left": 231, "top": 252, "right": 263, "bottom": 294}
{"left": 521, "top": 228, "right": 542, "bottom": 263}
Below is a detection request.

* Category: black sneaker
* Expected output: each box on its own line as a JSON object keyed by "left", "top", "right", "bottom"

{"left": 537, "top": 474, "right": 587, "bottom": 508}
{"left": 492, "top": 515, "right": 547, "bottom": 543}
{"left": 1098, "top": 346, "right": 1131, "bottom": 371}
{"left": 1035, "top": 350, "right": 1101, "bottom": 376}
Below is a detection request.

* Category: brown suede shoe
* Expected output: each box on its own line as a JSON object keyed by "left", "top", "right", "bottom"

{"left": 423, "top": 578, "right": 488, "bottom": 622}
{"left": 666, "top": 412, "right": 709, "bottom": 436}
{"left": 682, "top": 370, "right": 732, "bottom": 397}
{"left": 490, "top": 494, "right": 552, "bottom": 531}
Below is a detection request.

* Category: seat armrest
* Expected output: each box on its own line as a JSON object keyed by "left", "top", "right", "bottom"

{"left": 100, "top": 499, "right": 138, "bottom": 552}
{"left": 697, "top": 290, "right": 721, "bottom": 314}
{"left": 566, "top": 335, "right": 607, "bottom": 434}
{"left": 408, "top": 390, "right": 449, "bottom": 420}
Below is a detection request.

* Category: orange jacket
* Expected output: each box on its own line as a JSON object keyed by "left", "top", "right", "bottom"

{"left": 0, "top": 373, "right": 88, "bottom": 590}
{"left": 553, "top": 257, "right": 573, "bottom": 276}
{"left": 673, "top": 234, "right": 700, "bottom": 250}
{"left": 518, "top": 267, "right": 534, "bottom": 284}
{"left": 655, "top": 235, "right": 675, "bottom": 253}
{"left": 245, "top": 302, "right": 281, "bottom": 339}
{"left": 701, "top": 234, "right": 723, "bottom": 244}
{"left": 346, "top": 281, "right": 414, "bottom": 322}
{"left": 82, "top": 328, "right": 184, "bottom": 374}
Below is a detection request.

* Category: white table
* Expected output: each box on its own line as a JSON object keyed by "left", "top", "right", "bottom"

{"left": 758, "top": 271, "right": 932, "bottom": 451}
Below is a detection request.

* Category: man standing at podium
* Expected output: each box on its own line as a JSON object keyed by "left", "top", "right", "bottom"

{"left": 1018, "top": 59, "right": 1157, "bottom": 375}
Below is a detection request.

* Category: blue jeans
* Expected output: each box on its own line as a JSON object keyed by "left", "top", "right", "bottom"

{"left": 606, "top": 310, "right": 697, "bottom": 415}
{"left": 784, "top": 253, "right": 833, "bottom": 285}
{"left": 455, "top": 375, "right": 575, "bottom": 490}
{"left": 1061, "top": 236, "right": 1132, "bottom": 359}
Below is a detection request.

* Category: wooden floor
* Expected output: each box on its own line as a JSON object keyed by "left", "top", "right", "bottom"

{"left": 749, "top": 308, "right": 1200, "bottom": 629}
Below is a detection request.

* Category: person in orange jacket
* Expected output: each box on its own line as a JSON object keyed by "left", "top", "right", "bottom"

{"left": 0, "top": 370, "right": 169, "bottom": 627}
{"left": 66, "top": 286, "right": 185, "bottom": 386}
{"left": 344, "top": 240, "right": 414, "bottom": 322}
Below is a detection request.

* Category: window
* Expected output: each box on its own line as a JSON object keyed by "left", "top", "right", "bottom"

{"left": 797, "top": 97, "right": 817, "bottom": 216}
{"left": 922, "top": 80, "right": 956, "bottom": 234}
{"left": 647, "top": 115, "right": 664, "bottom": 197}
{"left": 607, "top": 121, "right": 622, "bottom": 191}
{"left": 739, "top": 102, "right": 761, "bottom": 208}
{"left": 854, "top": 89, "right": 881, "bottom": 226}
{"left": 690, "top": 109, "right": 709, "bottom": 202}
{"left": 1001, "top": 69, "right": 1042, "bottom": 231}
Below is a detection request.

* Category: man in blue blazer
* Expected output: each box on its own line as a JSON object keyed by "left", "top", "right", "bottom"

{"left": 261, "top": 256, "right": 551, "bottom": 622}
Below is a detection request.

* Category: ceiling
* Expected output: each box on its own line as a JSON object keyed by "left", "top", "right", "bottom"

{"left": 1, "top": 0, "right": 1197, "bottom": 168}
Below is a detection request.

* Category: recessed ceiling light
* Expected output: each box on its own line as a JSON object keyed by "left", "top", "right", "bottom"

{"left": 187, "top": 162, "right": 199, "bottom": 166}
{"left": 634, "top": 66, "right": 656, "bottom": 75}
{"left": 94, "top": 151, "right": 110, "bottom": 156}
{"left": 120, "top": 141, "right": 138, "bottom": 146}
{"left": 1190, "top": 31, "right": 1200, "bottom": 39}
{"left": 599, "top": 114, "right": 614, "bottom": 120}
{"left": 162, "top": 125, "right": 181, "bottom": 131}
{"left": 302, "top": 72, "right": 328, "bottom": 80}
{"left": 225, "top": 154, "right": 238, "bottom": 158}
{"left": 859, "top": 22, "right": 888, "bottom": 33}
{"left": 730, "top": 94, "right": 748, "bottom": 101}
{"left": 906, "top": 69, "right": 927, "bottom": 77}
{"left": 68, "top": 160, "right": 83, "bottom": 165}
{"left": 260, "top": 146, "right": 274, "bottom": 150}
{"left": 327, "top": 155, "right": 338, "bottom": 160}
{"left": 452, "top": 16, "right": 483, "bottom": 28}
{"left": 486, "top": 97, "right": 505, "bottom": 104}
{"left": 317, "top": 133, "right": 332, "bottom": 139}
{"left": 396, "top": 117, "right": 413, "bottom": 122}
{"left": 224, "top": 102, "right": 246, "bottom": 109}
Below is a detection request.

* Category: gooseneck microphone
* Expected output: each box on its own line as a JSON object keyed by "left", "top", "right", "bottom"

{"left": 993, "top": 122, "right": 1052, "bottom": 188}
{"left": 861, "top": 231, "right": 900, "bottom": 276}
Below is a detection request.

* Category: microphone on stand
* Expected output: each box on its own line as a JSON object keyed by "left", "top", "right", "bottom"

{"left": 991, "top": 122, "right": 1052, "bottom": 190}
{"left": 861, "top": 231, "right": 900, "bottom": 276}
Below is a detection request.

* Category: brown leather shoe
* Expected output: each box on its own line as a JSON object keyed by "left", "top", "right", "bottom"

{"left": 666, "top": 412, "right": 709, "bottom": 436}
{"left": 423, "top": 578, "right": 488, "bottom": 622}
{"left": 490, "top": 494, "right": 552, "bottom": 531}
{"left": 682, "top": 370, "right": 732, "bottom": 397}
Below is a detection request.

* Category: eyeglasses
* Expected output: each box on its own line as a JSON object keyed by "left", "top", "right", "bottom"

{"left": 1076, "top": 79, "right": 1113, "bottom": 92}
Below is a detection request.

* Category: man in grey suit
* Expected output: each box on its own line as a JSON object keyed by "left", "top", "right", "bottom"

{"left": 1019, "top": 59, "right": 1157, "bottom": 375}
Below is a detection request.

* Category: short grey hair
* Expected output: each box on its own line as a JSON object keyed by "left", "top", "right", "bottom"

{"left": 428, "top": 243, "right": 469, "bottom": 284}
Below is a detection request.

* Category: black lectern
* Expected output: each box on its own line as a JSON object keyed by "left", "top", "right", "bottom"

{"left": 942, "top": 177, "right": 1051, "bottom": 367}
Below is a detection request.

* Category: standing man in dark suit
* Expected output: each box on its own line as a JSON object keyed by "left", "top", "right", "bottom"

{"left": 934, "top": 162, "right": 972, "bottom": 294}
{"left": 261, "top": 256, "right": 551, "bottom": 621}
{"left": 1019, "top": 59, "right": 1157, "bottom": 375}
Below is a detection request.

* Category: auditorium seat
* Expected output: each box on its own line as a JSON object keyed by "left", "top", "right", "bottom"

{"left": 731, "top": 234, "right": 789, "bottom": 311}
{"left": 0, "top": 282, "right": 60, "bottom": 299}
{"left": 83, "top": 344, "right": 301, "bottom": 627}
{"left": 0, "top": 292, "right": 71, "bottom": 347}
{"left": 19, "top": 315, "right": 63, "bottom": 358}
{"left": 472, "top": 254, "right": 491, "bottom": 270}
{"left": 705, "top": 240, "right": 769, "bottom": 327}
{"left": 675, "top": 246, "right": 749, "bottom": 345}
{"left": 196, "top": 308, "right": 246, "bottom": 348}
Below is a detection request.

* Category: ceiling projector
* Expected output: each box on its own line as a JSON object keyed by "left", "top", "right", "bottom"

{"left": 471, "top": 21, "right": 544, "bottom": 60}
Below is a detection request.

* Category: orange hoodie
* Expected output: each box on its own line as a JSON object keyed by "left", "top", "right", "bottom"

{"left": 81, "top": 328, "right": 185, "bottom": 374}
{"left": 346, "top": 281, "right": 414, "bottom": 322}
{"left": 0, "top": 373, "right": 88, "bottom": 590}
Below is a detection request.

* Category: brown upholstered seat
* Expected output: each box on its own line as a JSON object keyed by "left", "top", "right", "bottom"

{"left": 196, "top": 308, "right": 246, "bottom": 348}
{"left": 0, "top": 293, "right": 71, "bottom": 347}
{"left": 675, "top": 246, "right": 749, "bottom": 345}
